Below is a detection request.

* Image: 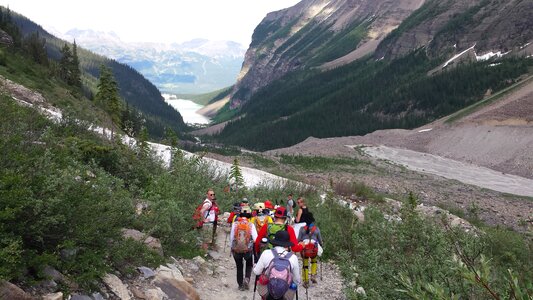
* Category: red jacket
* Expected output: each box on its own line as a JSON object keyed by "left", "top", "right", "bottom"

{"left": 254, "top": 223, "right": 303, "bottom": 253}
{"left": 227, "top": 212, "right": 237, "bottom": 224}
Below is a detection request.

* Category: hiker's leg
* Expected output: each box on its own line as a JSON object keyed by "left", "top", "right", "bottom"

{"left": 302, "top": 256, "right": 310, "bottom": 283}
{"left": 244, "top": 251, "right": 253, "bottom": 279}
{"left": 233, "top": 252, "right": 244, "bottom": 286}
{"left": 201, "top": 223, "right": 214, "bottom": 249}
{"left": 311, "top": 257, "right": 318, "bottom": 275}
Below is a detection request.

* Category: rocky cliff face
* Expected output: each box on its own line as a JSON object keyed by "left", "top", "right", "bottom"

{"left": 228, "top": 0, "right": 533, "bottom": 108}
{"left": 376, "top": 0, "right": 533, "bottom": 59}
{"left": 230, "top": 0, "right": 425, "bottom": 107}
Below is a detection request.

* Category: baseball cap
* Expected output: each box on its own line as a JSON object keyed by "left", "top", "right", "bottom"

{"left": 274, "top": 206, "right": 288, "bottom": 218}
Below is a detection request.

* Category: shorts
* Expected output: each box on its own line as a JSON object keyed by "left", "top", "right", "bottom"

{"left": 201, "top": 222, "right": 214, "bottom": 244}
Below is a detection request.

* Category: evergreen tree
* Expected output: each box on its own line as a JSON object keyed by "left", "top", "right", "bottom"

{"left": 95, "top": 64, "right": 123, "bottom": 138}
{"left": 229, "top": 158, "right": 245, "bottom": 195}
{"left": 22, "top": 31, "right": 48, "bottom": 66}
{"left": 59, "top": 43, "right": 73, "bottom": 83}
{"left": 70, "top": 40, "right": 81, "bottom": 87}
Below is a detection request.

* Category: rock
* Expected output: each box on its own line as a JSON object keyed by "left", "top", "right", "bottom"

{"left": 138, "top": 266, "right": 156, "bottom": 279}
{"left": 153, "top": 276, "right": 200, "bottom": 300}
{"left": 37, "top": 279, "right": 58, "bottom": 292}
{"left": 354, "top": 211, "right": 365, "bottom": 223}
{"left": 70, "top": 295, "right": 92, "bottom": 300}
{"left": 184, "top": 277, "right": 194, "bottom": 284}
{"left": 102, "top": 273, "right": 132, "bottom": 300}
{"left": 130, "top": 287, "right": 147, "bottom": 299}
{"left": 145, "top": 288, "right": 167, "bottom": 300}
{"left": 0, "top": 281, "right": 35, "bottom": 300}
{"left": 356, "top": 286, "right": 366, "bottom": 296}
{"left": 156, "top": 265, "right": 184, "bottom": 282}
{"left": 121, "top": 229, "right": 164, "bottom": 256}
{"left": 86, "top": 170, "right": 96, "bottom": 178}
{"left": 92, "top": 292, "right": 105, "bottom": 300}
{"left": 60, "top": 248, "right": 78, "bottom": 261}
{"left": 192, "top": 256, "right": 206, "bottom": 265}
{"left": 207, "top": 250, "right": 221, "bottom": 260}
{"left": 42, "top": 292, "right": 63, "bottom": 300}
{"left": 43, "top": 266, "right": 64, "bottom": 282}
{"left": 0, "top": 29, "right": 14, "bottom": 46}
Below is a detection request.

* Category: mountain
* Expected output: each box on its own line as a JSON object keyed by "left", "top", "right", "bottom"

{"left": 9, "top": 10, "right": 187, "bottom": 138}
{"left": 61, "top": 29, "right": 246, "bottom": 94}
{"left": 212, "top": 0, "right": 533, "bottom": 150}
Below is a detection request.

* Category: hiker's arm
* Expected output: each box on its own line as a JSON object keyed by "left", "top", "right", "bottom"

{"left": 250, "top": 223, "right": 258, "bottom": 242}
{"left": 288, "top": 227, "right": 303, "bottom": 252}
{"left": 227, "top": 212, "right": 234, "bottom": 224}
{"left": 316, "top": 228, "right": 323, "bottom": 246}
{"left": 229, "top": 222, "right": 235, "bottom": 247}
{"left": 289, "top": 255, "right": 301, "bottom": 285}
{"left": 295, "top": 208, "right": 302, "bottom": 223}
{"left": 199, "top": 202, "right": 210, "bottom": 222}
{"left": 254, "top": 223, "right": 267, "bottom": 253}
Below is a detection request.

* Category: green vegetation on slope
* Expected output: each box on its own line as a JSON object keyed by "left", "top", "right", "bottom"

{"left": 175, "top": 86, "right": 233, "bottom": 106}
{"left": 217, "top": 51, "right": 532, "bottom": 150}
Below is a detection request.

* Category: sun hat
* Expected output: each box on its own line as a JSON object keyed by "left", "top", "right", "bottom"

{"left": 269, "top": 230, "right": 294, "bottom": 247}
{"left": 264, "top": 200, "right": 274, "bottom": 209}
{"left": 253, "top": 202, "right": 265, "bottom": 211}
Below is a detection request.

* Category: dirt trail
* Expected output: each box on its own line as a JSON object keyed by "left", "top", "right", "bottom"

{"left": 195, "top": 223, "right": 346, "bottom": 300}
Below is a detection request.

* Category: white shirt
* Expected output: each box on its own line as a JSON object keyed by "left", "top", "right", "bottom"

{"left": 229, "top": 218, "right": 258, "bottom": 247}
{"left": 253, "top": 246, "right": 301, "bottom": 285}
{"left": 201, "top": 199, "right": 216, "bottom": 223}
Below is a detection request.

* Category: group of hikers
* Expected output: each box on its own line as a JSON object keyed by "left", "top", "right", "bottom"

{"left": 195, "top": 189, "right": 323, "bottom": 300}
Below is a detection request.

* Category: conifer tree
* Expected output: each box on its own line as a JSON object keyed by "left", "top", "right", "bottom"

{"left": 59, "top": 43, "right": 73, "bottom": 83}
{"left": 70, "top": 40, "right": 81, "bottom": 87}
{"left": 95, "top": 64, "right": 123, "bottom": 138}
{"left": 230, "top": 158, "right": 245, "bottom": 195}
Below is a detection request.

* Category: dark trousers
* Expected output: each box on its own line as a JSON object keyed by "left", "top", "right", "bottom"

{"left": 233, "top": 251, "right": 253, "bottom": 286}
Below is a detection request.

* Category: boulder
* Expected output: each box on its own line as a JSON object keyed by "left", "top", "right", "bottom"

{"left": 138, "top": 266, "right": 156, "bottom": 279}
{"left": 102, "top": 273, "right": 132, "bottom": 300}
{"left": 70, "top": 295, "right": 92, "bottom": 300}
{"left": 0, "top": 281, "right": 35, "bottom": 300}
{"left": 42, "top": 292, "right": 63, "bottom": 300}
{"left": 121, "top": 229, "right": 164, "bottom": 256}
{"left": 153, "top": 276, "right": 199, "bottom": 300}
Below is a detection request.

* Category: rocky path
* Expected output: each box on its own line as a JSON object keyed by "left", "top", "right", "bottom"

{"left": 194, "top": 223, "right": 346, "bottom": 300}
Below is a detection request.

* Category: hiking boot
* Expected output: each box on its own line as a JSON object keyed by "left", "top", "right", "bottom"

{"left": 303, "top": 281, "right": 310, "bottom": 289}
{"left": 238, "top": 284, "right": 245, "bottom": 291}
{"left": 243, "top": 277, "right": 250, "bottom": 290}
{"left": 311, "top": 275, "right": 317, "bottom": 283}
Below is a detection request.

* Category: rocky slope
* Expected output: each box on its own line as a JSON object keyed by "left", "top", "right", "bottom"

{"left": 223, "top": 0, "right": 533, "bottom": 108}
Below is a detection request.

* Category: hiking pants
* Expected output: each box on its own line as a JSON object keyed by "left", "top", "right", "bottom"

{"left": 233, "top": 251, "right": 253, "bottom": 286}
{"left": 302, "top": 256, "right": 318, "bottom": 282}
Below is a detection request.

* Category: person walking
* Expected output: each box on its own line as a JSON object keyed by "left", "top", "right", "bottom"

{"left": 230, "top": 206, "right": 258, "bottom": 291}
{"left": 295, "top": 197, "right": 313, "bottom": 225}
{"left": 298, "top": 214, "right": 323, "bottom": 287}
{"left": 253, "top": 230, "right": 301, "bottom": 300}
{"left": 199, "top": 189, "right": 219, "bottom": 250}
{"left": 254, "top": 207, "right": 303, "bottom": 255}
{"left": 286, "top": 193, "right": 295, "bottom": 224}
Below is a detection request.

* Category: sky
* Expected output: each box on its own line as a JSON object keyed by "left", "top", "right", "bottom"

{"left": 0, "top": 0, "right": 301, "bottom": 46}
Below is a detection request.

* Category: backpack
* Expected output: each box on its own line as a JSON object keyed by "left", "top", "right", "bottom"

{"left": 291, "top": 199, "right": 297, "bottom": 209}
{"left": 192, "top": 200, "right": 215, "bottom": 229}
{"left": 267, "top": 224, "right": 288, "bottom": 249}
{"left": 254, "top": 215, "right": 270, "bottom": 233}
{"left": 265, "top": 249, "right": 293, "bottom": 299}
{"left": 232, "top": 218, "right": 253, "bottom": 253}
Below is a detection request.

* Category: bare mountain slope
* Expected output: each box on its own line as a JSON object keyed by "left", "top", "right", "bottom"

{"left": 266, "top": 76, "right": 533, "bottom": 180}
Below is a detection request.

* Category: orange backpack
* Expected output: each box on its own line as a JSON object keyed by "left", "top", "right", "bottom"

{"left": 232, "top": 218, "right": 253, "bottom": 253}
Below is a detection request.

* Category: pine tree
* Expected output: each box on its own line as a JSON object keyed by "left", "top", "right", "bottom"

{"left": 95, "top": 64, "right": 123, "bottom": 138}
{"left": 230, "top": 158, "right": 245, "bottom": 194}
{"left": 22, "top": 31, "right": 48, "bottom": 65}
{"left": 59, "top": 43, "right": 72, "bottom": 83}
{"left": 70, "top": 40, "right": 81, "bottom": 87}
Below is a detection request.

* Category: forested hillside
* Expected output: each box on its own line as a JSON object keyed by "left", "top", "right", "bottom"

{"left": 6, "top": 7, "right": 186, "bottom": 138}
{"left": 217, "top": 52, "right": 532, "bottom": 150}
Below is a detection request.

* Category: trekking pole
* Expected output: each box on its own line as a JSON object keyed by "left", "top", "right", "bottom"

{"left": 223, "top": 229, "right": 228, "bottom": 252}
{"left": 320, "top": 259, "right": 323, "bottom": 281}
{"left": 252, "top": 275, "right": 258, "bottom": 300}
{"left": 305, "top": 286, "right": 309, "bottom": 300}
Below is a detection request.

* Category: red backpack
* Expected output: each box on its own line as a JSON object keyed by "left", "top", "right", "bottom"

{"left": 193, "top": 200, "right": 217, "bottom": 229}
{"left": 301, "top": 225, "right": 319, "bottom": 258}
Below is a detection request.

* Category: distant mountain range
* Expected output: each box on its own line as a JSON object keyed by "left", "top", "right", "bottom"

{"left": 56, "top": 29, "right": 246, "bottom": 94}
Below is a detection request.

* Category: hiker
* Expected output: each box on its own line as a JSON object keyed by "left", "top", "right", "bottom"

{"left": 198, "top": 189, "right": 219, "bottom": 250}
{"left": 255, "top": 207, "right": 303, "bottom": 255}
{"left": 298, "top": 214, "right": 323, "bottom": 287}
{"left": 295, "top": 197, "right": 313, "bottom": 225}
{"left": 227, "top": 202, "right": 242, "bottom": 224}
{"left": 230, "top": 206, "right": 258, "bottom": 291}
{"left": 253, "top": 230, "right": 301, "bottom": 300}
{"left": 286, "top": 193, "right": 295, "bottom": 224}
{"left": 251, "top": 202, "right": 273, "bottom": 234}
{"left": 264, "top": 200, "right": 275, "bottom": 218}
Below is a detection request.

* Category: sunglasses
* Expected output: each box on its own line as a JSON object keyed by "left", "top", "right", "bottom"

{"left": 209, "top": 193, "right": 215, "bottom": 196}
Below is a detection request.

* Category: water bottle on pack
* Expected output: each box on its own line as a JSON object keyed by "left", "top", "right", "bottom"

{"left": 284, "top": 282, "right": 297, "bottom": 300}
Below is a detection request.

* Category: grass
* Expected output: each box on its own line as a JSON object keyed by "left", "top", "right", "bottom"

{"left": 445, "top": 74, "right": 533, "bottom": 123}
{"left": 245, "top": 153, "right": 278, "bottom": 168}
